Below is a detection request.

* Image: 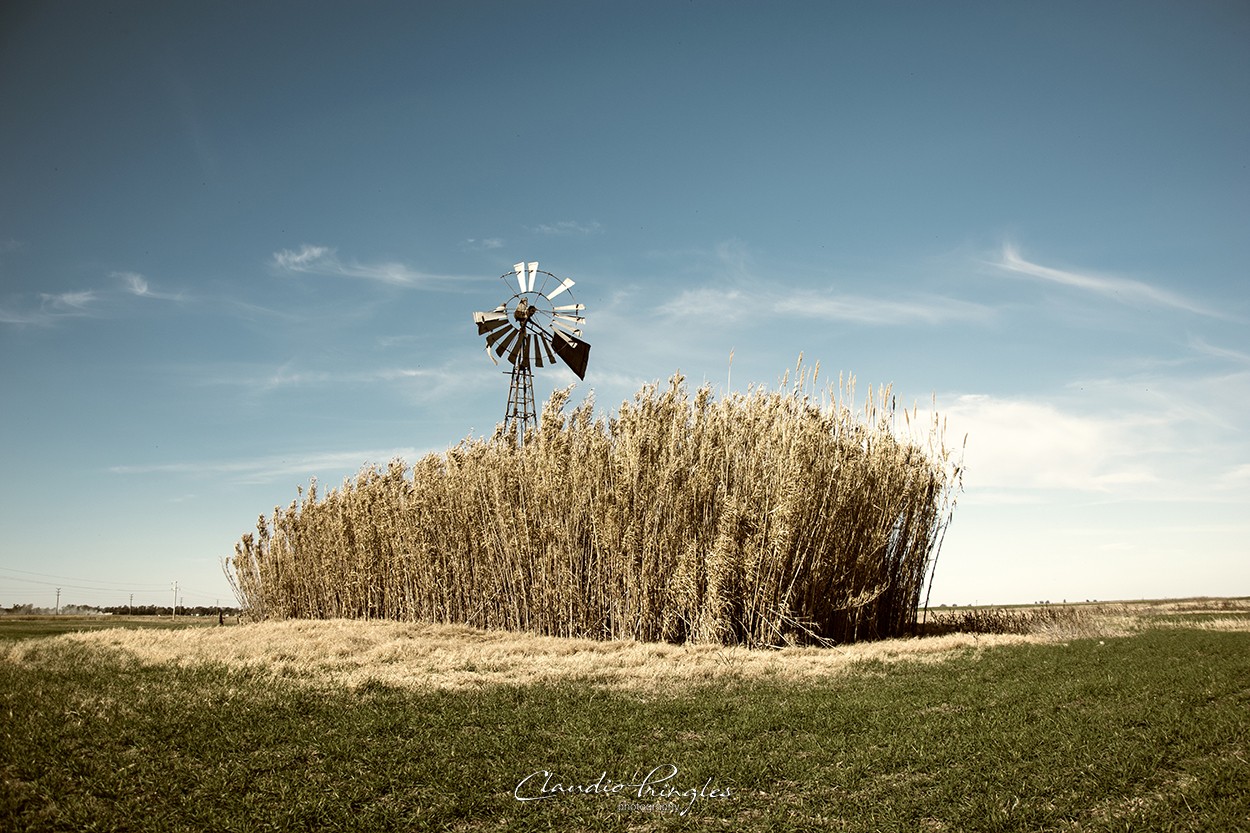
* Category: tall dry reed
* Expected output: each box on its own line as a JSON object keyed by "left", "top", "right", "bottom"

{"left": 226, "top": 361, "right": 962, "bottom": 645}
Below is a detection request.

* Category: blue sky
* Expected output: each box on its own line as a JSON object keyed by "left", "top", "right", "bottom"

{"left": 2, "top": 1, "right": 1247, "bottom": 610}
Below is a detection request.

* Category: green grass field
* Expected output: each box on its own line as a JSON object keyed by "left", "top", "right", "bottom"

{"left": 1, "top": 606, "right": 1248, "bottom": 831}
{"left": 0, "top": 615, "right": 227, "bottom": 644}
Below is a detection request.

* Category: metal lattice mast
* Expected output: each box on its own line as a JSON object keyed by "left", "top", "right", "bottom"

{"left": 504, "top": 353, "right": 536, "bottom": 444}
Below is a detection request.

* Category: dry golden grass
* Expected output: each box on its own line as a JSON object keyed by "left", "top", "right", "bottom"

{"left": 1076, "top": 598, "right": 1250, "bottom": 635}
{"left": 226, "top": 362, "right": 964, "bottom": 646}
{"left": 922, "top": 598, "right": 1250, "bottom": 640}
{"left": 1129, "top": 597, "right": 1250, "bottom": 616}
{"left": 5, "top": 618, "right": 1071, "bottom": 693}
{"left": 7, "top": 600, "right": 1235, "bottom": 693}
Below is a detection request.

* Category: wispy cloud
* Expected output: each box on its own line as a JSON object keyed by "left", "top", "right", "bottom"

{"left": 114, "top": 271, "right": 187, "bottom": 302}
{"left": 110, "top": 448, "right": 434, "bottom": 485}
{"left": 994, "top": 244, "right": 1219, "bottom": 317}
{"left": 658, "top": 287, "right": 749, "bottom": 323}
{"left": 529, "top": 220, "right": 603, "bottom": 235}
{"left": 193, "top": 359, "right": 492, "bottom": 404}
{"left": 42, "top": 290, "right": 97, "bottom": 312}
{"left": 273, "top": 245, "right": 420, "bottom": 286}
{"left": 2, "top": 270, "right": 192, "bottom": 327}
{"left": 934, "top": 393, "right": 1160, "bottom": 495}
{"left": 657, "top": 285, "right": 989, "bottom": 327}
{"left": 1, "top": 290, "right": 101, "bottom": 325}
{"left": 1221, "top": 463, "right": 1250, "bottom": 487}
{"left": 254, "top": 365, "right": 458, "bottom": 391}
{"left": 1189, "top": 336, "right": 1250, "bottom": 366}
{"left": 119, "top": 272, "right": 150, "bottom": 295}
{"left": 461, "top": 237, "right": 504, "bottom": 251}
{"left": 650, "top": 240, "right": 991, "bottom": 328}
{"left": 273, "top": 244, "right": 332, "bottom": 272}
{"left": 1068, "top": 367, "right": 1250, "bottom": 436}
{"left": 930, "top": 364, "right": 1250, "bottom": 507}
{"left": 272, "top": 244, "right": 479, "bottom": 288}
{"left": 775, "top": 291, "right": 991, "bottom": 326}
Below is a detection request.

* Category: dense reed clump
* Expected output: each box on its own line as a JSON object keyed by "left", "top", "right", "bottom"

{"left": 226, "top": 362, "right": 963, "bottom": 646}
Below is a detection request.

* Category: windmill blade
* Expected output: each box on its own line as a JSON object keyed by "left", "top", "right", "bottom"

{"left": 474, "top": 310, "right": 510, "bottom": 336}
{"left": 484, "top": 345, "right": 500, "bottom": 366}
{"left": 539, "top": 332, "right": 557, "bottom": 366}
{"left": 552, "top": 318, "right": 583, "bottom": 337}
{"left": 545, "top": 277, "right": 575, "bottom": 300}
{"left": 477, "top": 318, "right": 509, "bottom": 336}
{"left": 553, "top": 303, "right": 585, "bottom": 312}
{"left": 507, "top": 330, "right": 527, "bottom": 365}
{"left": 485, "top": 323, "right": 517, "bottom": 349}
{"left": 551, "top": 331, "right": 591, "bottom": 380}
{"left": 493, "top": 327, "right": 520, "bottom": 357}
{"left": 554, "top": 313, "right": 585, "bottom": 326}
{"left": 532, "top": 333, "right": 544, "bottom": 368}
{"left": 513, "top": 262, "right": 527, "bottom": 294}
{"left": 527, "top": 262, "right": 539, "bottom": 292}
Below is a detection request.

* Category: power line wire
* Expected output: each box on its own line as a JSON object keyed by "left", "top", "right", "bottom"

{"left": 0, "top": 565, "right": 169, "bottom": 588}
{"left": 0, "top": 575, "right": 174, "bottom": 594}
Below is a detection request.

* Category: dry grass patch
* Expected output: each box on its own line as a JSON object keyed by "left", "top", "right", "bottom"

{"left": 922, "top": 603, "right": 1140, "bottom": 640}
{"left": 1144, "top": 616, "right": 1250, "bottom": 632}
{"left": 1142, "top": 597, "right": 1250, "bottom": 613}
{"left": 1091, "top": 598, "right": 1250, "bottom": 634}
{"left": 2, "top": 618, "right": 1071, "bottom": 693}
{"left": 920, "top": 599, "right": 1250, "bottom": 639}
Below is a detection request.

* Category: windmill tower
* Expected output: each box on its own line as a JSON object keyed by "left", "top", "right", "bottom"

{"left": 473, "top": 262, "right": 590, "bottom": 444}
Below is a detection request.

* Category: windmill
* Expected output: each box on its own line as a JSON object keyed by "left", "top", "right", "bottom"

{"left": 472, "top": 262, "right": 590, "bottom": 443}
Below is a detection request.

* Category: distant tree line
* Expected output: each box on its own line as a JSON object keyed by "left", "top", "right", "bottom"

{"left": 3, "top": 603, "right": 241, "bottom": 617}
{"left": 100, "top": 604, "right": 242, "bottom": 617}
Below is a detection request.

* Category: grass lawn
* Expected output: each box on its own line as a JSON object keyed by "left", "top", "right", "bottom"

{"left": 1, "top": 613, "right": 1248, "bottom": 831}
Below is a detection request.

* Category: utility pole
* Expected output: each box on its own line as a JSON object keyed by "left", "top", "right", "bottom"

{"left": 55, "top": 587, "right": 61, "bottom": 615}
{"left": 129, "top": 593, "right": 133, "bottom": 615}
{"left": 171, "top": 581, "right": 178, "bottom": 620}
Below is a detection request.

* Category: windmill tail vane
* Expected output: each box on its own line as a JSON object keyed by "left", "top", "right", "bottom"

{"left": 472, "top": 261, "right": 590, "bottom": 443}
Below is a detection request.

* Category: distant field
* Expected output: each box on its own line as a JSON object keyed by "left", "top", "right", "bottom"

{"left": 0, "top": 614, "right": 228, "bottom": 643}
{"left": 1, "top": 600, "right": 1247, "bottom": 831}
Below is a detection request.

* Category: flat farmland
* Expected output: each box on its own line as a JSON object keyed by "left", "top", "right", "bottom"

{"left": 2, "top": 600, "right": 1247, "bottom": 831}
